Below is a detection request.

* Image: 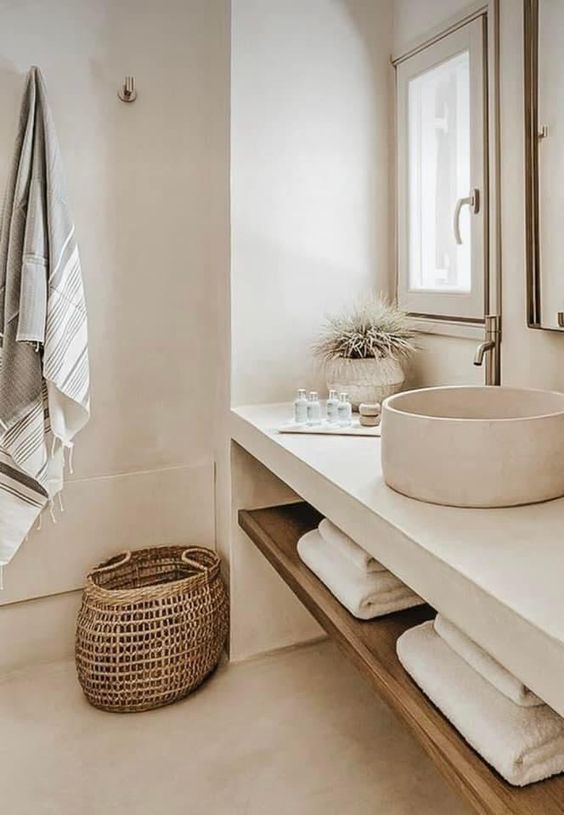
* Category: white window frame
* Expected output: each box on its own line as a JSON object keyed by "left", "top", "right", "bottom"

{"left": 396, "top": 16, "right": 487, "bottom": 323}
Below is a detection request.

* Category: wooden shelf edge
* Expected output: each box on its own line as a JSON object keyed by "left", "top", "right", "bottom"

{"left": 238, "top": 502, "right": 564, "bottom": 815}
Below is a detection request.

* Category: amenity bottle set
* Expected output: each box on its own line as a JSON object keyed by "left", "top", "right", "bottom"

{"left": 294, "top": 389, "right": 352, "bottom": 427}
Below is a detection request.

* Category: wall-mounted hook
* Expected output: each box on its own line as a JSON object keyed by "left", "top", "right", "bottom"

{"left": 118, "top": 76, "right": 137, "bottom": 103}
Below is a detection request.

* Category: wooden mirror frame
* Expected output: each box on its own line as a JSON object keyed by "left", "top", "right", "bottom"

{"left": 524, "top": 0, "right": 542, "bottom": 329}
{"left": 523, "top": 0, "right": 564, "bottom": 331}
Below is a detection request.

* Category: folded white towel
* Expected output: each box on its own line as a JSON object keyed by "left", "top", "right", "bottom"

{"left": 318, "top": 518, "right": 385, "bottom": 573}
{"left": 397, "top": 621, "right": 564, "bottom": 786}
{"left": 434, "top": 615, "right": 542, "bottom": 708}
{"left": 297, "top": 530, "right": 423, "bottom": 620}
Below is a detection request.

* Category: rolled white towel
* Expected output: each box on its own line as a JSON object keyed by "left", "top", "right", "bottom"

{"left": 318, "top": 518, "right": 385, "bottom": 573}
{"left": 297, "top": 529, "right": 423, "bottom": 620}
{"left": 397, "top": 621, "right": 564, "bottom": 786}
{"left": 435, "top": 615, "right": 542, "bottom": 708}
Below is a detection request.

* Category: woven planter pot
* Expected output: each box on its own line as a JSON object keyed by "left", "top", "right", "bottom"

{"left": 325, "top": 357, "right": 405, "bottom": 409}
{"left": 75, "top": 546, "right": 229, "bottom": 713}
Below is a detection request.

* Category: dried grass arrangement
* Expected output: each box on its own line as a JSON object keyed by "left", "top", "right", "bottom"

{"left": 313, "top": 297, "right": 417, "bottom": 408}
{"left": 313, "top": 298, "right": 417, "bottom": 362}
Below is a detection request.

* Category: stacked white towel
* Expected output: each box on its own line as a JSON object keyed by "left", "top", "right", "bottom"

{"left": 434, "top": 615, "right": 542, "bottom": 708}
{"left": 297, "top": 520, "right": 423, "bottom": 620}
{"left": 318, "top": 518, "right": 386, "bottom": 573}
{"left": 397, "top": 620, "right": 564, "bottom": 786}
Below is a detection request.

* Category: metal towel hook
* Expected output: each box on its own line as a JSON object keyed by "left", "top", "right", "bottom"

{"left": 118, "top": 76, "right": 137, "bottom": 103}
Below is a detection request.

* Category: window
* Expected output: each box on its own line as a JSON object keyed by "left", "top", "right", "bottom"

{"left": 396, "top": 18, "right": 487, "bottom": 321}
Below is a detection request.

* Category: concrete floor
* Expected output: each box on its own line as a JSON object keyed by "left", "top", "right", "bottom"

{"left": 0, "top": 640, "right": 470, "bottom": 815}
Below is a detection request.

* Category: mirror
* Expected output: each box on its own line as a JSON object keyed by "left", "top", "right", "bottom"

{"left": 525, "top": 0, "right": 564, "bottom": 330}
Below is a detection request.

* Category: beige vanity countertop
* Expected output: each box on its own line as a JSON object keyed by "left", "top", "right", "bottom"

{"left": 231, "top": 402, "right": 564, "bottom": 717}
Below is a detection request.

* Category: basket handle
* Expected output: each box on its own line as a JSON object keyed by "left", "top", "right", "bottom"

{"left": 92, "top": 550, "right": 132, "bottom": 574}
{"left": 181, "top": 547, "right": 215, "bottom": 573}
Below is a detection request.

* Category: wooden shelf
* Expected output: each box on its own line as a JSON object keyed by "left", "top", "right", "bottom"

{"left": 239, "top": 501, "right": 564, "bottom": 815}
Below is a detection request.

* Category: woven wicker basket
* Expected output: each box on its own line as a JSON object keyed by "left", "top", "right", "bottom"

{"left": 75, "top": 546, "right": 229, "bottom": 713}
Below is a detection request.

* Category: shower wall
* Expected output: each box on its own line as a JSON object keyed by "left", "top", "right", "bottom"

{"left": 230, "top": 0, "right": 394, "bottom": 406}
{"left": 0, "top": 0, "right": 230, "bottom": 667}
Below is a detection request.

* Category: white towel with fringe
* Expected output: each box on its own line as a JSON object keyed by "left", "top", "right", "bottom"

{"left": 397, "top": 621, "right": 564, "bottom": 786}
{"left": 297, "top": 529, "right": 423, "bottom": 620}
{"left": 318, "top": 518, "right": 385, "bottom": 573}
{"left": 434, "top": 615, "right": 542, "bottom": 708}
{"left": 0, "top": 67, "right": 90, "bottom": 571}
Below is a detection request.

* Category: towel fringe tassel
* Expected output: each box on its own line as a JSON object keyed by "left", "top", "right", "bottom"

{"left": 66, "top": 443, "right": 74, "bottom": 475}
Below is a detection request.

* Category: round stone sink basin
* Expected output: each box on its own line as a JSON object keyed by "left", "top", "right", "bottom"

{"left": 381, "top": 386, "right": 564, "bottom": 507}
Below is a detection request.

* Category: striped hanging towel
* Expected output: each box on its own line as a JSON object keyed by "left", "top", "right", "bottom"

{"left": 0, "top": 66, "right": 90, "bottom": 570}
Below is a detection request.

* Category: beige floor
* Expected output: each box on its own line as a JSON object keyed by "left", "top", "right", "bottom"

{"left": 0, "top": 640, "right": 470, "bottom": 815}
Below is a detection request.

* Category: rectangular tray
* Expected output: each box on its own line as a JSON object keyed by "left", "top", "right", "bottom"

{"left": 277, "top": 419, "right": 381, "bottom": 437}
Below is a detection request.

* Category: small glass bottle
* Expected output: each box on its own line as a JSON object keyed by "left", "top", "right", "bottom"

{"left": 337, "top": 392, "right": 352, "bottom": 426}
{"left": 307, "top": 391, "right": 322, "bottom": 425}
{"left": 293, "top": 389, "right": 308, "bottom": 425}
{"left": 326, "top": 389, "right": 339, "bottom": 424}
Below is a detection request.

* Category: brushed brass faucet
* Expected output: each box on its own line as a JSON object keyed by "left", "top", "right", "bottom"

{"left": 474, "top": 315, "right": 501, "bottom": 386}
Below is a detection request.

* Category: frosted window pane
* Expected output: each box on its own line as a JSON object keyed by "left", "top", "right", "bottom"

{"left": 408, "top": 51, "right": 471, "bottom": 293}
